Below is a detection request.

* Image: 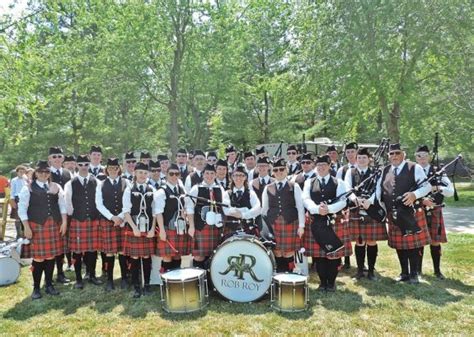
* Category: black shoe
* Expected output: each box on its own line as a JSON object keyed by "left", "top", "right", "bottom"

{"left": 395, "top": 274, "right": 410, "bottom": 282}
{"left": 326, "top": 283, "right": 337, "bottom": 292}
{"left": 45, "top": 285, "right": 60, "bottom": 296}
{"left": 317, "top": 284, "right": 326, "bottom": 292}
{"left": 409, "top": 274, "right": 420, "bottom": 284}
{"left": 367, "top": 271, "right": 378, "bottom": 281}
{"left": 56, "top": 273, "right": 70, "bottom": 284}
{"left": 343, "top": 263, "right": 351, "bottom": 270}
{"left": 354, "top": 270, "right": 365, "bottom": 280}
{"left": 133, "top": 286, "right": 141, "bottom": 298}
{"left": 435, "top": 271, "right": 445, "bottom": 280}
{"left": 143, "top": 285, "right": 152, "bottom": 296}
{"left": 105, "top": 280, "right": 115, "bottom": 292}
{"left": 89, "top": 276, "right": 103, "bottom": 286}
{"left": 74, "top": 281, "right": 84, "bottom": 289}
{"left": 31, "top": 288, "right": 42, "bottom": 300}
{"left": 83, "top": 272, "right": 90, "bottom": 280}
{"left": 120, "top": 278, "right": 129, "bottom": 290}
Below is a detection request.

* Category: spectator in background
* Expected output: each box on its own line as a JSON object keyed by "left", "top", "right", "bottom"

{"left": 10, "top": 165, "right": 28, "bottom": 239}
{"left": 0, "top": 171, "right": 9, "bottom": 198}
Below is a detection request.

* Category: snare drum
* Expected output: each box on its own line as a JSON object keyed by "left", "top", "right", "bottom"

{"left": 0, "top": 256, "right": 21, "bottom": 286}
{"left": 271, "top": 273, "right": 309, "bottom": 312}
{"left": 160, "top": 268, "right": 208, "bottom": 313}
{"left": 210, "top": 233, "right": 275, "bottom": 302}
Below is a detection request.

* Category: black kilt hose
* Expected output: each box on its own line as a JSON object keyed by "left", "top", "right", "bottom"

{"left": 348, "top": 209, "right": 388, "bottom": 242}
{"left": 25, "top": 218, "right": 64, "bottom": 260}
{"left": 387, "top": 209, "right": 431, "bottom": 250}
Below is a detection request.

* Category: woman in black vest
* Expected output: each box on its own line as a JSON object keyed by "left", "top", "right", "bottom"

{"left": 122, "top": 162, "right": 156, "bottom": 298}
{"left": 303, "top": 155, "right": 351, "bottom": 292}
{"left": 186, "top": 164, "right": 230, "bottom": 268}
{"left": 155, "top": 164, "right": 191, "bottom": 271}
{"left": 261, "top": 158, "right": 305, "bottom": 273}
{"left": 224, "top": 163, "right": 261, "bottom": 237}
{"left": 95, "top": 158, "right": 129, "bottom": 291}
{"left": 18, "top": 160, "right": 68, "bottom": 299}
{"left": 64, "top": 155, "right": 103, "bottom": 289}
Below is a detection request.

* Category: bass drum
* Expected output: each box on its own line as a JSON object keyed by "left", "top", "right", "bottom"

{"left": 0, "top": 256, "right": 20, "bottom": 286}
{"left": 210, "top": 233, "right": 275, "bottom": 302}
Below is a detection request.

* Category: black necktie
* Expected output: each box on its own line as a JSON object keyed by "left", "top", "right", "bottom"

{"left": 139, "top": 185, "right": 144, "bottom": 194}
{"left": 93, "top": 167, "right": 98, "bottom": 176}
{"left": 220, "top": 181, "right": 225, "bottom": 188}
{"left": 320, "top": 178, "right": 326, "bottom": 188}
{"left": 173, "top": 186, "right": 178, "bottom": 195}
{"left": 236, "top": 190, "right": 243, "bottom": 198}
{"left": 394, "top": 167, "right": 398, "bottom": 176}
{"left": 83, "top": 178, "right": 87, "bottom": 187}
{"left": 155, "top": 182, "right": 160, "bottom": 189}
{"left": 304, "top": 174, "right": 309, "bottom": 180}
{"left": 43, "top": 184, "right": 49, "bottom": 192}
{"left": 261, "top": 179, "right": 266, "bottom": 186}
{"left": 277, "top": 182, "right": 283, "bottom": 191}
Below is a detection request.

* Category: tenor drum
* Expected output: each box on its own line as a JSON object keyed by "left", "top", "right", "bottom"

{"left": 210, "top": 233, "right": 275, "bottom": 302}
{"left": 0, "top": 256, "right": 20, "bottom": 286}
{"left": 271, "top": 273, "right": 309, "bottom": 312}
{"left": 160, "top": 268, "right": 208, "bottom": 313}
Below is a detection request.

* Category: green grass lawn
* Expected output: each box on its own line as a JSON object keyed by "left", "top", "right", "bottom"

{"left": 1, "top": 234, "right": 473, "bottom": 336}
{"left": 445, "top": 183, "right": 474, "bottom": 207}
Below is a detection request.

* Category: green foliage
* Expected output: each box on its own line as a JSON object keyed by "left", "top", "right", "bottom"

{"left": 0, "top": 0, "right": 472, "bottom": 170}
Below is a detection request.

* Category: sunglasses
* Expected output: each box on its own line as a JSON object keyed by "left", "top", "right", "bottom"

{"left": 168, "top": 171, "right": 180, "bottom": 177}
{"left": 272, "top": 167, "right": 286, "bottom": 173}
{"left": 50, "top": 155, "right": 63, "bottom": 159}
{"left": 208, "top": 158, "right": 217, "bottom": 162}
{"left": 301, "top": 160, "right": 313, "bottom": 165}
{"left": 233, "top": 173, "right": 246, "bottom": 178}
{"left": 77, "top": 163, "right": 89, "bottom": 167}
{"left": 176, "top": 154, "right": 187, "bottom": 158}
{"left": 126, "top": 160, "right": 137, "bottom": 164}
{"left": 151, "top": 169, "right": 161, "bottom": 173}
{"left": 287, "top": 151, "right": 297, "bottom": 155}
{"left": 416, "top": 153, "right": 429, "bottom": 158}
{"left": 37, "top": 170, "right": 50, "bottom": 174}
{"left": 389, "top": 151, "right": 402, "bottom": 156}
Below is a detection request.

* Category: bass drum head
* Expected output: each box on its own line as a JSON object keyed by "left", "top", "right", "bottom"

{"left": 210, "top": 235, "right": 274, "bottom": 302}
{"left": 0, "top": 257, "right": 20, "bottom": 286}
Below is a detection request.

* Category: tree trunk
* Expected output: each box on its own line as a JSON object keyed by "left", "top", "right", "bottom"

{"left": 388, "top": 101, "right": 401, "bottom": 142}
{"left": 263, "top": 90, "right": 270, "bottom": 142}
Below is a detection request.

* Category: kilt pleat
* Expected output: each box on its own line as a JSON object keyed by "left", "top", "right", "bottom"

{"left": 273, "top": 216, "right": 300, "bottom": 253}
{"left": 192, "top": 225, "right": 220, "bottom": 257}
{"left": 426, "top": 207, "right": 448, "bottom": 243}
{"left": 123, "top": 229, "right": 155, "bottom": 257}
{"left": 348, "top": 210, "right": 388, "bottom": 242}
{"left": 155, "top": 228, "right": 192, "bottom": 257}
{"left": 307, "top": 214, "right": 352, "bottom": 259}
{"left": 100, "top": 219, "right": 124, "bottom": 254}
{"left": 387, "top": 209, "right": 431, "bottom": 250}
{"left": 24, "top": 218, "right": 64, "bottom": 260}
{"left": 69, "top": 218, "right": 101, "bottom": 253}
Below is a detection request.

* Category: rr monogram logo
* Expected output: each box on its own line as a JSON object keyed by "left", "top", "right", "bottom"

{"left": 219, "top": 254, "right": 263, "bottom": 282}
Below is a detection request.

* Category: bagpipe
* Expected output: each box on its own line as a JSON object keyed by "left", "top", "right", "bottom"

{"left": 391, "top": 154, "right": 463, "bottom": 235}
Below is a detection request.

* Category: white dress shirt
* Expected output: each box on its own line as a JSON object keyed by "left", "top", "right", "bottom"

{"left": 154, "top": 182, "right": 182, "bottom": 215}
{"left": 10, "top": 175, "right": 27, "bottom": 199}
{"left": 18, "top": 181, "right": 67, "bottom": 221}
{"left": 184, "top": 169, "right": 202, "bottom": 193}
{"left": 336, "top": 163, "right": 357, "bottom": 180}
{"left": 261, "top": 178, "right": 305, "bottom": 228}
{"left": 64, "top": 174, "right": 92, "bottom": 216}
{"left": 95, "top": 177, "right": 128, "bottom": 220}
{"left": 224, "top": 187, "right": 261, "bottom": 219}
{"left": 122, "top": 183, "right": 156, "bottom": 214}
{"left": 185, "top": 182, "right": 230, "bottom": 215}
{"left": 422, "top": 164, "right": 454, "bottom": 197}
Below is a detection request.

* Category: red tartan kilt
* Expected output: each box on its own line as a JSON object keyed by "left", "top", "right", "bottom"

{"left": 69, "top": 219, "right": 102, "bottom": 253}
{"left": 123, "top": 229, "right": 155, "bottom": 257}
{"left": 387, "top": 209, "right": 431, "bottom": 250}
{"left": 309, "top": 214, "right": 352, "bottom": 259}
{"left": 100, "top": 219, "right": 124, "bottom": 254}
{"left": 156, "top": 228, "right": 192, "bottom": 257}
{"left": 302, "top": 213, "right": 319, "bottom": 256}
{"left": 427, "top": 207, "right": 447, "bottom": 243}
{"left": 192, "top": 225, "right": 220, "bottom": 257}
{"left": 273, "top": 216, "right": 300, "bottom": 253}
{"left": 23, "top": 218, "right": 64, "bottom": 260}
{"left": 348, "top": 210, "right": 388, "bottom": 242}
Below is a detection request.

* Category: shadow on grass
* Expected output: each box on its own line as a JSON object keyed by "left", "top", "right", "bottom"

{"left": 356, "top": 273, "right": 473, "bottom": 306}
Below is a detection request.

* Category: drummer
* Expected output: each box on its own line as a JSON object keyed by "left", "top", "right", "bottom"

{"left": 223, "top": 163, "right": 261, "bottom": 237}
{"left": 155, "top": 164, "right": 192, "bottom": 272}
{"left": 186, "top": 164, "right": 230, "bottom": 269}
{"left": 261, "top": 158, "right": 305, "bottom": 273}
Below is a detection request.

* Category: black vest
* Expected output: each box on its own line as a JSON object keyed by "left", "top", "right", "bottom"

{"left": 309, "top": 176, "right": 338, "bottom": 205}
{"left": 226, "top": 188, "right": 252, "bottom": 224}
{"left": 349, "top": 167, "right": 371, "bottom": 196}
{"left": 179, "top": 166, "right": 190, "bottom": 181}
{"left": 27, "top": 182, "right": 62, "bottom": 225}
{"left": 71, "top": 176, "right": 100, "bottom": 221}
{"left": 266, "top": 181, "right": 298, "bottom": 225}
{"left": 189, "top": 171, "right": 203, "bottom": 188}
{"left": 294, "top": 172, "right": 315, "bottom": 189}
{"left": 101, "top": 178, "right": 124, "bottom": 218}
{"left": 130, "top": 184, "right": 154, "bottom": 230}
{"left": 50, "top": 169, "right": 71, "bottom": 188}
{"left": 162, "top": 184, "right": 185, "bottom": 228}
{"left": 381, "top": 162, "right": 416, "bottom": 211}
{"left": 251, "top": 177, "right": 273, "bottom": 202}
{"left": 194, "top": 186, "right": 223, "bottom": 231}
